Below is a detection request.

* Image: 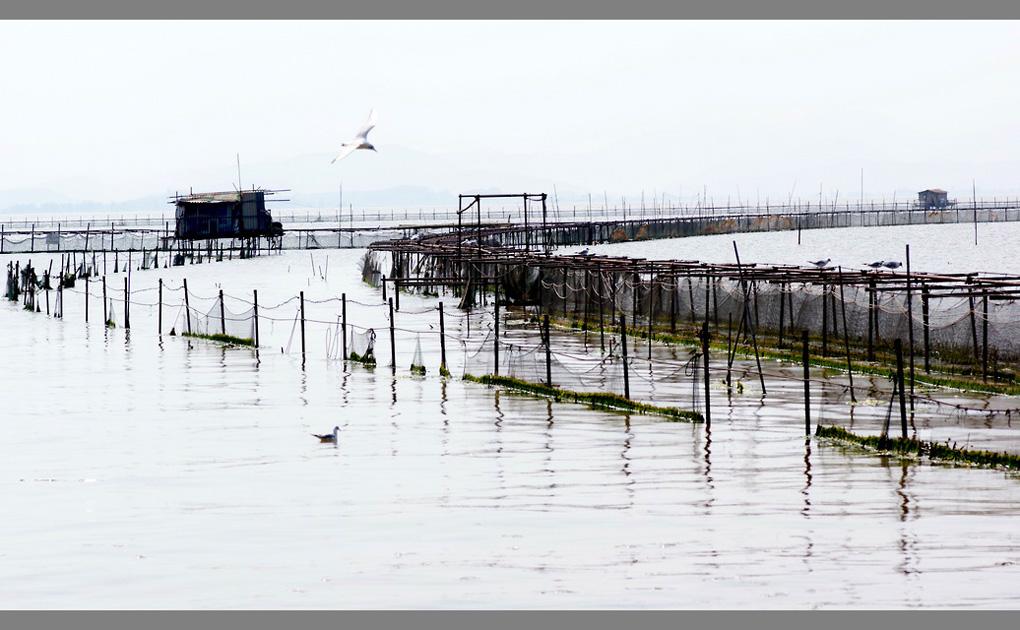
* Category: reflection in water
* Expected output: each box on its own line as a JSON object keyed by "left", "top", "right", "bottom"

{"left": 493, "top": 389, "right": 506, "bottom": 501}
{"left": 544, "top": 399, "right": 555, "bottom": 496}
{"left": 620, "top": 421, "right": 635, "bottom": 508}
{"left": 700, "top": 424, "right": 714, "bottom": 514}
{"left": 802, "top": 437, "right": 812, "bottom": 518}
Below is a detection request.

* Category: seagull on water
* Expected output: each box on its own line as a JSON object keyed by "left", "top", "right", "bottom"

{"left": 807, "top": 258, "right": 831, "bottom": 268}
{"left": 576, "top": 248, "right": 591, "bottom": 255}
{"left": 882, "top": 261, "right": 902, "bottom": 269}
{"left": 331, "top": 109, "right": 378, "bottom": 164}
{"left": 312, "top": 426, "right": 341, "bottom": 443}
{"left": 865, "top": 261, "right": 885, "bottom": 269}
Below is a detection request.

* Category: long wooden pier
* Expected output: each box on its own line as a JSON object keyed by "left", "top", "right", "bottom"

{"left": 4, "top": 199, "right": 1020, "bottom": 254}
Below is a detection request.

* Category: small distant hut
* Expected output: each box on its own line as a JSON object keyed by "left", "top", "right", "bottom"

{"left": 917, "top": 189, "right": 951, "bottom": 209}
{"left": 172, "top": 189, "right": 283, "bottom": 240}
{"left": 167, "top": 188, "right": 285, "bottom": 260}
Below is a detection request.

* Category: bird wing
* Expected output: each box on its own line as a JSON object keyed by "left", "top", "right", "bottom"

{"left": 356, "top": 108, "right": 378, "bottom": 140}
{"left": 331, "top": 109, "right": 378, "bottom": 163}
{"left": 331, "top": 142, "right": 358, "bottom": 164}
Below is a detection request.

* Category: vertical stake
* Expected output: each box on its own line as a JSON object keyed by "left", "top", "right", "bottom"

{"left": 219, "top": 289, "right": 226, "bottom": 335}
{"left": 158, "top": 278, "right": 162, "bottom": 335}
{"left": 300, "top": 291, "right": 307, "bottom": 365}
{"left": 124, "top": 276, "right": 130, "bottom": 330}
{"left": 921, "top": 286, "right": 930, "bottom": 372}
{"left": 895, "top": 338, "right": 908, "bottom": 438}
{"left": 544, "top": 314, "right": 553, "bottom": 387}
{"left": 184, "top": 278, "right": 192, "bottom": 334}
{"left": 620, "top": 314, "right": 630, "bottom": 399}
{"left": 494, "top": 293, "right": 500, "bottom": 376}
{"left": 388, "top": 297, "right": 396, "bottom": 372}
{"left": 438, "top": 302, "right": 447, "bottom": 373}
{"left": 837, "top": 267, "right": 856, "bottom": 403}
{"left": 905, "top": 244, "right": 915, "bottom": 409}
{"left": 982, "top": 291, "right": 989, "bottom": 381}
{"left": 254, "top": 289, "right": 260, "bottom": 348}
{"left": 803, "top": 329, "right": 811, "bottom": 436}
{"left": 341, "top": 292, "right": 347, "bottom": 360}
{"left": 701, "top": 320, "right": 711, "bottom": 427}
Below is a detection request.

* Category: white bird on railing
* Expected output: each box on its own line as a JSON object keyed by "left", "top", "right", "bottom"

{"left": 576, "top": 248, "right": 591, "bottom": 255}
{"left": 331, "top": 109, "right": 378, "bottom": 164}
{"left": 807, "top": 258, "right": 831, "bottom": 268}
{"left": 865, "top": 261, "right": 885, "bottom": 269}
{"left": 882, "top": 261, "right": 902, "bottom": 269}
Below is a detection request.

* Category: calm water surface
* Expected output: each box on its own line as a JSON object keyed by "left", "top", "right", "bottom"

{"left": 3, "top": 223, "right": 1020, "bottom": 609}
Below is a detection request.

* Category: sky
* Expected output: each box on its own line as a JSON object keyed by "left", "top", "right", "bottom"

{"left": 3, "top": 20, "right": 1020, "bottom": 210}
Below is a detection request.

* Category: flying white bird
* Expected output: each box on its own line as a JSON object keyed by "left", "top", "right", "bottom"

{"left": 331, "top": 109, "right": 378, "bottom": 164}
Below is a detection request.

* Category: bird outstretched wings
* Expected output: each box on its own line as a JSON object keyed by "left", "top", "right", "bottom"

{"left": 332, "top": 108, "right": 378, "bottom": 164}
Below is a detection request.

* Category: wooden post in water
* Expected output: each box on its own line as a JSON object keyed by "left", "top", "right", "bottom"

{"left": 84, "top": 274, "right": 89, "bottom": 323}
{"left": 544, "top": 314, "right": 553, "bottom": 387}
{"left": 253, "top": 289, "right": 260, "bottom": 348}
{"left": 598, "top": 264, "right": 605, "bottom": 353}
{"left": 341, "top": 293, "right": 347, "bottom": 360}
{"left": 867, "top": 278, "right": 877, "bottom": 361}
{"left": 890, "top": 338, "right": 907, "bottom": 439}
{"left": 701, "top": 320, "right": 711, "bottom": 427}
{"left": 183, "top": 278, "right": 192, "bottom": 333}
{"left": 158, "top": 278, "right": 162, "bottom": 335}
{"left": 968, "top": 294, "right": 979, "bottom": 364}
{"left": 382, "top": 275, "right": 387, "bottom": 303}
{"left": 982, "top": 291, "right": 989, "bottom": 381}
{"left": 300, "top": 291, "right": 307, "bottom": 364}
{"left": 778, "top": 281, "right": 786, "bottom": 349}
{"left": 438, "top": 302, "right": 447, "bottom": 373}
{"left": 732, "top": 242, "right": 766, "bottom": 395}
{"left": 388, "top": 297, "right": 396, "bottom": 372}
{"left": 219, "top": 289, "right": 226, "bottom": 335}
{"left": 821, "top": 283, "right": 828, "bottom": 357}
{"left": 905, "top": 245, "right": 915, "bottom": 408}
{"left": 102, "top": 276, "right": 107, "bottom": 325}
{"left": 123, "top": 276, "right": 130, "bottom": 330}
{"left": 802, "top": 329, "right": 811, "bottom": 435}
{"left": 620, "top": 314, "right": 630, "bottom": 399}
{"left": 921, "top": 285, "right": 930, "bottom": 372}
{"left": 837, "top": 267, "right": 856, "bottom": 403}
{"left": 493, "top": 293, "right": 500, "bottom": 376}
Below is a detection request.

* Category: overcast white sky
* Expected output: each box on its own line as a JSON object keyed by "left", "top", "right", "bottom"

{"left": 3, "top": 20, "right": 1020, "bottom": 207}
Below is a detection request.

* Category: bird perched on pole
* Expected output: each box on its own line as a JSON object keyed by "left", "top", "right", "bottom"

{"left": 882, "top": 261, "right": 902, "bottom": 270}
{"left": 331, "top": 109, "right": 378, "bottom": 164}
{"left": 807, "top": 258, "right": 831, "bottom": 268}
{"left": 864, "top": 261, "right": 885, "bottom": 269}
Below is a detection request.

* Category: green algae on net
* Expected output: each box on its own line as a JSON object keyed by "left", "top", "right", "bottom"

{"left": 817, "top": 425, "right": 1020, "bottom": 471}
{"left": 464, "top": 373, "right": 703, "bottom": 423}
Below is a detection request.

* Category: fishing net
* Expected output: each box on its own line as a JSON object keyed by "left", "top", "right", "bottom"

{"left": 410, "top": 334, "right": 426, "bottom": 374}
{"left": 175, "top": 293, "right": 255, "bottom": 341}
{"left": 463, "top": 329, "right": 629, "bottom": 395}
{"left": 349, "top": 327, "right": 377, "bottom": 364}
